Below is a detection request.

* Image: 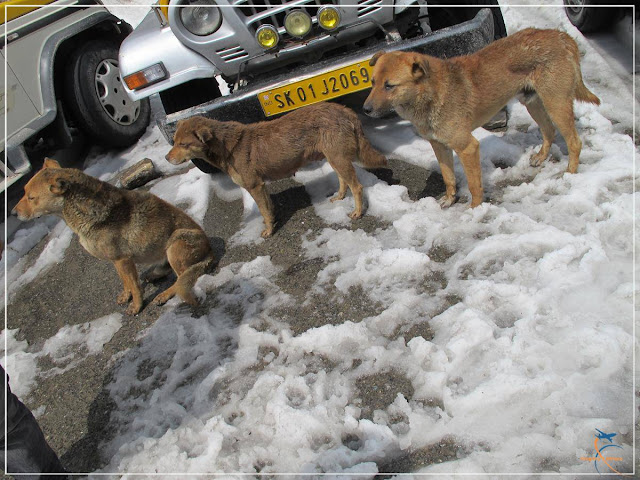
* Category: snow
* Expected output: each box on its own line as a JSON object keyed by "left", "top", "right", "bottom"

{"left": 1, "top": 314, "right": 122, "bottom": 398}
{"left": 103, "top": 0, "right": 151, "bottom": 28}
{"left": 2, "top": 1, "right": 637, "bottom": 477}
{"left": 1, "top": 218, "right": 73, "bottom": 301}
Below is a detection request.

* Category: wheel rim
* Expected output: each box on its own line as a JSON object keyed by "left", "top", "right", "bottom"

{"left": 94, "top": 59, "right": 141, "bottom": 126}
{"left": 565, "top": 0, "right": 585, "bottom": 15}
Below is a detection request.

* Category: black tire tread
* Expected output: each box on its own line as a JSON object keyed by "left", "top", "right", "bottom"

{"left": 564, "top": 1, "right": 615, "bottom": 33}
{"left": 63, "top": 39, "right": 150, "bottom": 148}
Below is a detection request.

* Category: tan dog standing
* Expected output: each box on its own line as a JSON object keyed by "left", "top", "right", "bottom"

{"left": 12, "top": 159, "right": 215, "bottom": 315}
{"left": 363, "top": 28, "right": 600, "bottom": 208}
{"left": 165, "top": 102, "right": 387, "bottom": 237}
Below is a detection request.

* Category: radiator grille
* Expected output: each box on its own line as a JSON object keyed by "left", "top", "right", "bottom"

{"left": 357, "top": 0, "right": 383, "bottom": 17}
{"left": 216, "top": 45, "right": 249, "bottom": 62}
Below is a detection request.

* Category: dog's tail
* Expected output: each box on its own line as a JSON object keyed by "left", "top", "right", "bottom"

{"left": 566, "top": 35, "right": 600, "bottom": 106}
{"left": 575, "top": 80, "right": 600, "bottom": 105}
{"left": 175, "top": 249, "right": 216, "bottom": 305}
{"left": 353, "top": 117, "right": 387, "bottom": 168}
{"left": 344, "top": 107, "right": 387, "bottom": 168}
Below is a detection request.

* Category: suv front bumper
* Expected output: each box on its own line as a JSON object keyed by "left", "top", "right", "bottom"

{"left": 159, "top": 8, "right": 495, "bottom": 143}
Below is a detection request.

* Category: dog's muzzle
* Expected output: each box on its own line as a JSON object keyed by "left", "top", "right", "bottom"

{"left": 362, "top": 101, "right": 391, "bottom": 118}
{"left": 11, "top": 208, "right": 31, "bottom": 221}
{"left": 165, "top": 152, "right": 188, "bottom": 165}
{"left": 362, "top": 105, "right": 390, "bottom": 119}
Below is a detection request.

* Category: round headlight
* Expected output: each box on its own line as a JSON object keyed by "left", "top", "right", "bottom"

{"left": 256, "top": 25, "right": 279, "bottom": 49}
{"left": 284, "top": 10, "right": 312, "bottom": 38}
{"left": 318, "top": 6, "right": 340, "bottom": 31}
{"left": 179, "top": 0, "right": 222, "bottom": 36}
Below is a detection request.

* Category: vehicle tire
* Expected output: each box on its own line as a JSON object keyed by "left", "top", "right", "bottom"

{"left": 563, "top": 0, "right": 615, "bottom": 33}
{"left": 64, "top": 39, "right": 150, "bottom": 148}
{"left": 428, "top": 0, "right": 507, "bottom": 40}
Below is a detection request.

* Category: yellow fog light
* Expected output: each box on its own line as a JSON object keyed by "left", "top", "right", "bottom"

{"left": 284, "top": 10, "right": 312, "bottom": 38}
{"left": 256, "top": 25, "right": 279, "bottom": 49}
{"left": 318, "top": 6, "right": 340, "bottom": 31}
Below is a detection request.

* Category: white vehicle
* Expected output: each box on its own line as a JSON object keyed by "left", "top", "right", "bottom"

{"left": 1, "top": 0, "right": 150, "bottom": 192}
{"left": 119, "top": 1, "right": 507, "bottom": 173}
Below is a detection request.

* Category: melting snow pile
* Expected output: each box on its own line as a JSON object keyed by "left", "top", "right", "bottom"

{"left": 1, "top": 315, "right": 123, "bottom": 399}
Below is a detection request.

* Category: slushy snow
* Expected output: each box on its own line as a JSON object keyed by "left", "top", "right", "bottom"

{"left": 1, "top": 1, "right": 636, "bottom": 476}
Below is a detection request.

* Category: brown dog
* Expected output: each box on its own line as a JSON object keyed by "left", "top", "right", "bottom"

{"left": 165, "top": 102, "right": 387, "bottom": 237}
{"left": 363, "top": 28, "right": 600, "bottom": 208}
{"left": 12, "top": 159, "right": 215, "bottom": 315}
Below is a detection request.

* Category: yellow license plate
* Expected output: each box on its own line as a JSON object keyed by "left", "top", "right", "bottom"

{"left": 258, "top": 60, "right": 373, "bottom": 117}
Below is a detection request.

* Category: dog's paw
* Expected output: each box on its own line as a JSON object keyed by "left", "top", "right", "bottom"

{"left": 261, "top": 227, "right": 274, "bottom": 238}
{"left": 330, "top": 193, "right": 346, "bottom": 203}
{"left": 348, "top": 209, "right": 363, "bottom": 220}
{"left": 151, "top": 293, "right": 169, "bottom": 306}
{"left": 529, "top": 150, "right": 549, "bottom": 167}
{"left": 125, "top": 302, "right": 142, "bottom": 315}
{"left": 117, "top": 290, "right": 131, "bottom": 305}
{"left": 182, "top": 294, "right": 199, "bottom": 307}
{"left": 152, "top": 285, "right": 177, "bottom": 306}
{"left": 438, "top": 195, "right": 456, "bottom": 208}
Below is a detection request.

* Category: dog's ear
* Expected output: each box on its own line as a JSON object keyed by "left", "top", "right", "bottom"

{"left": 411, "top": 55, "right": 430, "bottom": 79}
{"left": 195, "top": 126, "right": 213, "bottom": 144}
{"left": 369, "top": 51, "right": 385, "bottom": 67}
{"left": 49, "top": 177, "right": 69, "bottom": 195}
{"left": 43, "top": 158, "right": 62, "bottom": 170}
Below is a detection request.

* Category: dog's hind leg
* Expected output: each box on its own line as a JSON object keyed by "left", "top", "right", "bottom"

{"left": 541, "top": 100, "right": 582, "bottom": 174}
{"left": 114, "top": 258, "right": 143, "bottom": 315}
{"left": 523, "top": 94, "right": 556, "bottom": 167}
{"left": 152, "top": 230, "right": 214, "bottom": 307}
{"left": 327, "top": 156, "right": 364, "bottom": 219}
{"left": 430, "top": 140, "right": 457, "bottom": 208}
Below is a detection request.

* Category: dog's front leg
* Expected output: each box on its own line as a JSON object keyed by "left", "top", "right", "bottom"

{"left": 430, "top": 140, "right": 457, "bottom": 208}
{"left": 116, "top": 288, "right": 131, "bottom": 305}
{"left": 248, "top": 183, "right": 276, "bottom": 238}
{"left": 114, "top": 258, "right": 143, "bottom": 315}
{"left": 452, "top": 136, "right": 484, "bottom": 208}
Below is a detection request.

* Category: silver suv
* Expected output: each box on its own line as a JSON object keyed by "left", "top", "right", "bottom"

{"left": 1, "top": 0, "right": 150, "bottom": 191}
{"left": 119, "top": 1, "right": 506, "bottom": 164}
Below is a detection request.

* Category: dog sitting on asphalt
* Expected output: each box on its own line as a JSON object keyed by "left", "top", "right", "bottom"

{"left": 363, "top": 28, "right": 600, "bottom": 208}
{"left": 12, "top": 158, "right": 215, "bottom": 315}
{"left": 165, "top": 102, "right": 387, "bottom": 238}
